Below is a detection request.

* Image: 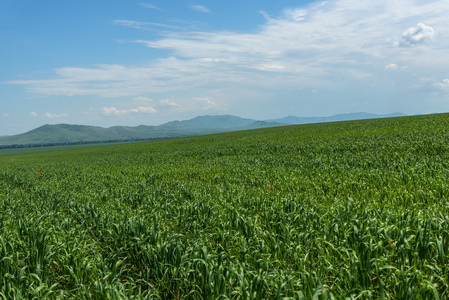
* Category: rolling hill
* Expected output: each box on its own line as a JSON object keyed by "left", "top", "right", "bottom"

{"left": 0, "top": 112, "right": 405, "bottom": 148}
{"left": 0, "top": 124, "right": 205, "bottom": 147}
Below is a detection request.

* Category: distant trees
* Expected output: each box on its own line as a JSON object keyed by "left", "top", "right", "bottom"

{"left": 0, "top": 138, "right": 172, "bottom": 150}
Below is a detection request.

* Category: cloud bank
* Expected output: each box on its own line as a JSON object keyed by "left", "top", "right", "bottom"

{"left": 7, "top": 0, "right": 449, "bottom": 117}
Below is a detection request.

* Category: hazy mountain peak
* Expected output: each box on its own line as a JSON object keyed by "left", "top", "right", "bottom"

{"left": 160, "top": 114, "right": 255, "bottom": 129}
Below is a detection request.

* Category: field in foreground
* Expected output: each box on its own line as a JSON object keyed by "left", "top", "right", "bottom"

{"left": 1, "top": 114, "right": 449, "bottom": 299}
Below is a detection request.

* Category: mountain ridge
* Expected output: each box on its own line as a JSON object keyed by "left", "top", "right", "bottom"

{"left": 269, "top": 112, "right": 406, "bottom": 124}
{"left": 0, "top": 112, "right": 406, "bottom": 148}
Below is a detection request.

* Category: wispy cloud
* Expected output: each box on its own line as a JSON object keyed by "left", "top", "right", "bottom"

{"left": 190, "top": 5, "right": 211, "bottom": 13}
{"left": 113, "top": 20, "right": 182, "bottom": 31}
{"left": 129, "top": 106, "right": 157, "bottom": 113}
{"left": 194, "top": 97, "right": 217, "bottom": 109}
{"left": 434, "top": 78, "right": 449, "bottom": 90}
{"left": 385, "top": 64, "right": 398, "bottom": 71}
{"left": 160, "top": 99, "right": 181, "bottom": 109}
{"left": 44, "top": 112, "right": 68, "bottom": 118}
{"left": 114, "top": 20, "right": 150, "bottom": 30}
{"left": 8, "top": 0, "right": 449, "bottom": 113}
{"left": 139, "top": 3, "right": 160, "bottom": 10}
{"left": 103, "top": 105, "right": 157, "bottom": 116}
{"left": 103, "top": 106, "right": 127, "bottom": 116}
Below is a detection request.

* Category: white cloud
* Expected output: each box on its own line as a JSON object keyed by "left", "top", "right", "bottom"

{"left": 414, "top": 77, "right": 449, "bottom": 93}
{"left": 103, "top": 104, "right": 156, "bottom": 115}
{"left": 160, "top": 99, "right": 181, "bottom": 108}
{"left": 30, "top": 112, "right": 38, "bottom": 117}
{"left": 8, "top": 59, "right": 209, "bottom": 97}
{"left": 257, "top": 64, "right": 286, "bottom": 71}
{"left": 129, "top": 106, "right": 157, "bottom": 113}
{"left": 2, "top": 113, "right": 10, "bottom": 117}
{"left": 435, "top": 78, "right": 449, "bottom": 89}
{"left": 194, "top": 97, "right": 216, "bottom": 109}
{"left": 385, "top": 63, "right": 398, "bottom": 71}
{"left": 399, "top": 23, "right": 436, "bottom": 47}
{"left": 190, "top": 5, "right": 211, "bottom": 13}
{"left": 44, "top": 112, "right": 68, "bottom": 118}
{"left": 114, "top": 20, "right": 150, "bottom": 30}
{"left": 102, "top": 106, "right": 128, "bottom": 116}
{"left": 114, "top": 20, "right": 181, "bottom": 31}
{"left": 7, "top": 0, "right": 449, "bottom": 107}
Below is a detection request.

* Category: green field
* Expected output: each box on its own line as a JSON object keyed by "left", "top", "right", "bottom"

{"left": 1, "top": 114, "right": 449, "bottom": 299}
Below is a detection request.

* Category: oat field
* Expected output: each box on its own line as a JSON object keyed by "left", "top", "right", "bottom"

{"left": 2, "top": 114, "right": 449, "bottom": 299}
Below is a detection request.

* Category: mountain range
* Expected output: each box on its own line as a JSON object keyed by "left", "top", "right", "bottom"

{"left": 0, "top": 112, "right": 405, "bottom": 148}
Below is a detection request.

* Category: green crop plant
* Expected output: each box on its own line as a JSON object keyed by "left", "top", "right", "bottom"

{"left": 1, "top": 113, "right": 449, "bottom": 298}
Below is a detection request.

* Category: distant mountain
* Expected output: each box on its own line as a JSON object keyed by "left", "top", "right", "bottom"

{"left": 0, "top": 112, "right": 406, "bottom": 148}
{"left": 0, "top": 116, "right": 281, "bottom": 148}
{"left": 161, "top": 115, "right": 256, "bottom": 129}
{"left": 271, "top": 112, "right": 406, "bottom": 125}
{"left": 0, "top": 124, "right": 200, "bottom": 147}
{"left": 234, "top": 121, "right": 285, "bottom": 131}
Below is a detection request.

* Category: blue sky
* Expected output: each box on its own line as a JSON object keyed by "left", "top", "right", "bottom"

{"left": 1, "top": 0, "right": 449, "bottom": 135}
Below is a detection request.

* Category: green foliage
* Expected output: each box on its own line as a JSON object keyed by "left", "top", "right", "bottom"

{"left": 1, "top": 114, "right": 449, "bottom": 298}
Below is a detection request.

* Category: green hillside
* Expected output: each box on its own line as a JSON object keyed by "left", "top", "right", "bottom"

{"left": 1, "top": 113, "right": 449, "bottom": 298}
{"left": 0, "top": 115, "right": 283, "bottom": 148}
{"left": 0, "top": 124, "right": 200, "bottom": 147}
{"left": 0, "top": 113, "right": 404, "bottom": 148}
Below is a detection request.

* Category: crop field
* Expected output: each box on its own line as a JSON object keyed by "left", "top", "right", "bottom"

{"left": 2, "top": 114, "right": 449, "bottom": 299}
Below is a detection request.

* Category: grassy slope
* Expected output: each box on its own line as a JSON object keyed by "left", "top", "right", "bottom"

{"left": 0, "top": 124, "right": 203, "bottom": 146}
{"left": 1, "top": 113, "right": 449, "bottom": 298}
